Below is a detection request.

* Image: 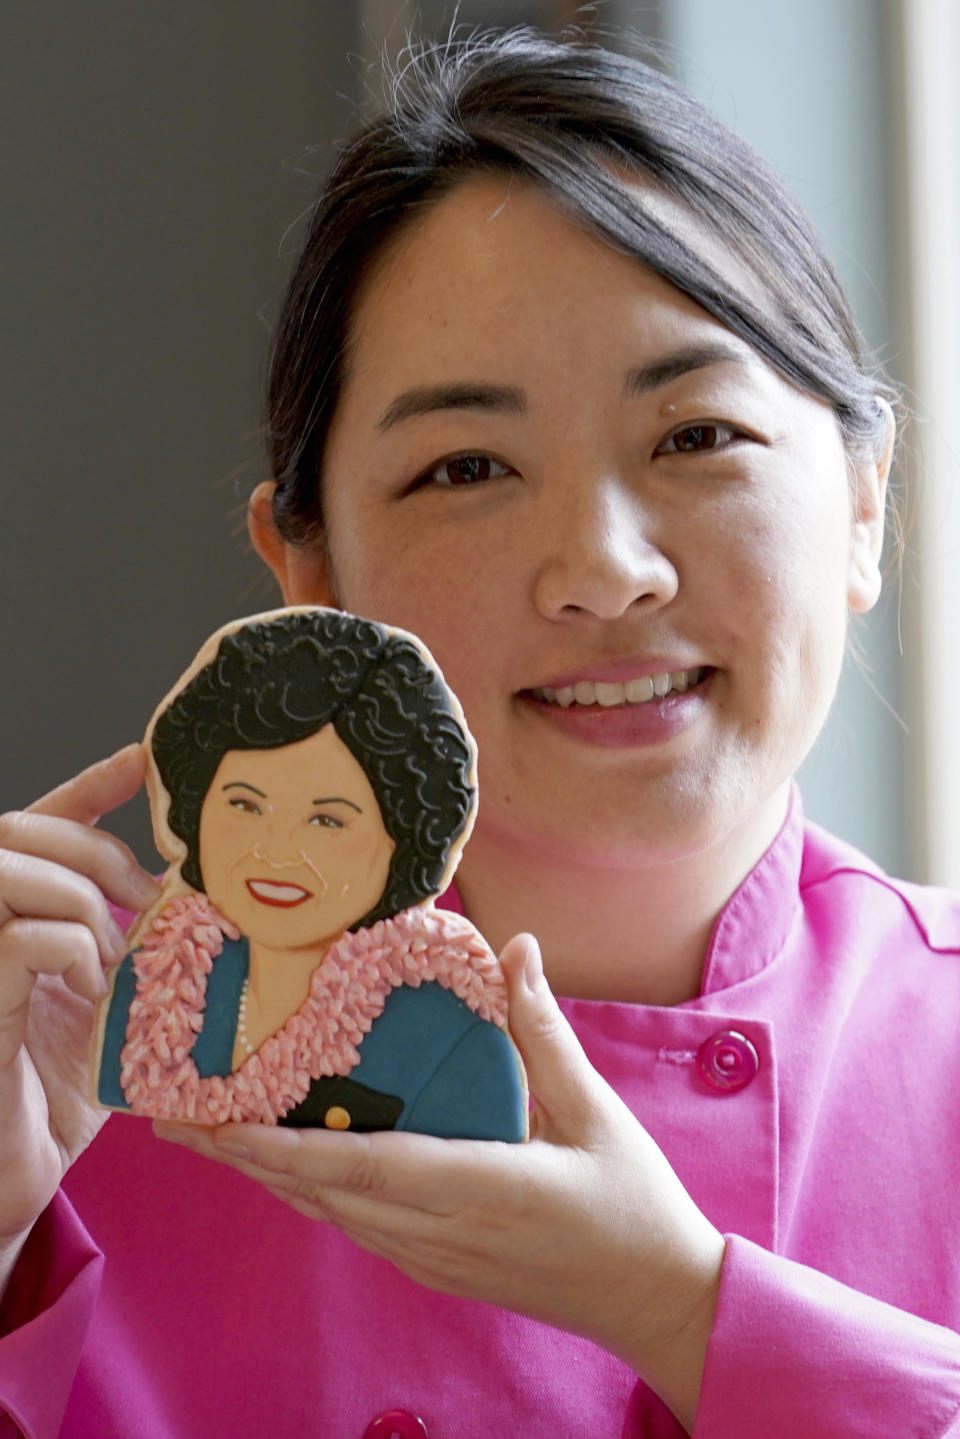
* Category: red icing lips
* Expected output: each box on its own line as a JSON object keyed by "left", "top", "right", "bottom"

{"left": 244, "top": 878, "right": 313, "bottom": 908}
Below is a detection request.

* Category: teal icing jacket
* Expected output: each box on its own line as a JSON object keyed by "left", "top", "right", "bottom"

{"left": 98, "top": 930, "right": 527, "bottom": 1140}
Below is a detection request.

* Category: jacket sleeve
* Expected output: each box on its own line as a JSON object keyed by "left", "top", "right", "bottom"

{"left": 0, "top": 1192, "right": 103, "bottom": 1439}
{"left": 688, "top": 1235, "right": 960, "bottom": 1437}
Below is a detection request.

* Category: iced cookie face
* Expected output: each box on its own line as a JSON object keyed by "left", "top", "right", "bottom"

{"left": 140, "top": 605, "right": 478, "bottom": 933}
{"left": 197, "top": 724, "right": 396, "bottom": 949}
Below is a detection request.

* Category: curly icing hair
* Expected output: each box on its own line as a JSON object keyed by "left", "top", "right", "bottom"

{"left": 150, "top": 610, "right": 475, "bottom": 927}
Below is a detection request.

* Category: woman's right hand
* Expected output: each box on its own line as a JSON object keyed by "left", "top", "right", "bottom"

{"left": 0, "top": 745, "right": 161, "bottom": 1274}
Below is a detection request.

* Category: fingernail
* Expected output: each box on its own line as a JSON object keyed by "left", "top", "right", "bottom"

{"left": 522, "top": 934, "right": 543, "bottom": 992}
{"left": 215, "top": 1141, "right": 251, "bottom": 1160}
{"left": 153, "top": 1122, "right": 196, "bottom": 1147}
{"left": 107, "top": 918, "right": 129, "bottom": 959}
{"left": 131, "top": 869, "right": 162, "bottom": 904}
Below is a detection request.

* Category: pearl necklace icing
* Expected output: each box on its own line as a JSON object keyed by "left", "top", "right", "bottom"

{"left": 118, "top": 893, "right": 508, "bottom": 1125}
{"left": 235, "top": 977, "right": 254, "bottom": 1060}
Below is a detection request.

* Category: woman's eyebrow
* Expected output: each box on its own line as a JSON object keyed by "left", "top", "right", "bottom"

{"left": 312, "top": 796, "right": 363, "bottom": 813}
{"left": 376, "top": 343, "right": 752, "bottom": 431}
{"left": 378, "top": 382, "right": 526, "bottom": 431}
{"left": 624, "top": 341, "right": 753, "bottom": 396}
{"left": 223, "top": 781, "right": 267, "bottom": 797}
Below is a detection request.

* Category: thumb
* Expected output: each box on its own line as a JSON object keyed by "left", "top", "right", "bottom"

{"left": 500, "top": 932, "right": 604, "bottom": 1141}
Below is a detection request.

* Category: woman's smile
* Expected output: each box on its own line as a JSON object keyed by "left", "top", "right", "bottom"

{"left": 244, "top": 878, "right": 315, "bottom": 908}
{"left": 518, "top": 666, "right": 715, "bottom": 750}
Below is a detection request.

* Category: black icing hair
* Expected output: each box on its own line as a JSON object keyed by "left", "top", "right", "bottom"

{"left": 266, "top": 27, "right": 898, "bottom": 550}
{"left": 150, "top": 610, "right": 475, "bottom": 927}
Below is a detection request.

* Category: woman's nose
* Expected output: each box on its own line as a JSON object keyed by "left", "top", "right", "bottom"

{"left": 252, "top": 829, "right": 308, "bottom": 867}
{"left": 251, "top": 833, "right": 326, "bottom": 890}
{"left": 531, "top": 473, "right": 678, "bottom": 621}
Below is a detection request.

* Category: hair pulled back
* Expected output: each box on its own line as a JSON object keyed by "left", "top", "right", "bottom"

{"left": 266, "top": 27, "right": 895, "bottom": 547}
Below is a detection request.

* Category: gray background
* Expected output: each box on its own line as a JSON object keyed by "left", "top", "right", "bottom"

{"left": 1, "top": 1, "right": 910, "bottom": 876}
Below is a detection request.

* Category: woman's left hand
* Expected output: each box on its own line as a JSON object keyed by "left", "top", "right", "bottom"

{"left": 154, "top": 933, "right": 725, "bottom": 1432}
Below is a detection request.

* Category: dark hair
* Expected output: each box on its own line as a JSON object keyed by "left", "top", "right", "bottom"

{"left": 150, "top": 610, "right": 475, "bottom": 926}
{"left": 266, "top": 27, "right": 897, "bottom": 549}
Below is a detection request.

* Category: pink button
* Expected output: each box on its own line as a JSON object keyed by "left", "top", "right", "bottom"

{"left": 363, "top": 1411, "right": 428, "bottom": 1439}
{"left": 696, "top": 1030, "right": 759, "bottom": 1093}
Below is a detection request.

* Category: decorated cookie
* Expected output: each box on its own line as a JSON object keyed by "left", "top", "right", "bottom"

{"left": 93, "top": 607, "right": 528, "bottom": 1140}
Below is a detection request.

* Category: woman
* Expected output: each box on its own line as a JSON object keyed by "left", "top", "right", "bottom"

{"left": 2, "top": 29, "right": 958, "bottom": 1439}
{"left": 95, "top": 607, "right": 526, "bottom": 1138}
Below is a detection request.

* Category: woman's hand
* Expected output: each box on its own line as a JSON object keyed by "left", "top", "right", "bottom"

{"left": 155, "top": 933, "right": 725, "bottom": 1431}
{"left": 0, "top": 746, "right": 161, "bottom": 1277}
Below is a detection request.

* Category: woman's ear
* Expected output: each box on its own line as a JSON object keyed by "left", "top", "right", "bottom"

{"left": 847, "top": 399, "right": 895, "bottom": 615}
{"left": 247, "top": 481, "right": 338, "bottom": 607}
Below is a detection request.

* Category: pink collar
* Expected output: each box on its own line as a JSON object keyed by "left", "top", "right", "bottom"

{"left": 698, "top": 783, "right": 805, "bottom": 996}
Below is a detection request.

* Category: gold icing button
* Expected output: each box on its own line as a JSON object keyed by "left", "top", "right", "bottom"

{"left": 324, "top": 1106, "right": 351, "bottom": 1130}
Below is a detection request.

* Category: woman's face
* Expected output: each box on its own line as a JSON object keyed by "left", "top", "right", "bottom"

{"left": 259, "top": 176, "right": 887, "bottom": 869}
{"left": 197, "top": 724, "right": 395, "bottom": 948}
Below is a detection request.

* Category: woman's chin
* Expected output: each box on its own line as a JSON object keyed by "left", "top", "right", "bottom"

{"left": 242, "top": 917, "right": 344, "bottom": 952}
{"left": 471, "top": 753, "right": 794, "bottom": 875}
{"left": 203, "top": 894, "right": 323, "bottom": 951}
{"left": 469, "top": 798, "right": 726, "bottom": 873}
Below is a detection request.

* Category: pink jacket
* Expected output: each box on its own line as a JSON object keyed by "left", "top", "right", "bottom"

{"left": 3, "top": 786, "right": 960, "bottom": 1437}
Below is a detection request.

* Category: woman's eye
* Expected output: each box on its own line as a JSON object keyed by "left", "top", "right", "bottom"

{"left": 419, "top": 453, "right": 514, "bottom": 487}
{"left": 228, "top": 797, "right": 261, "bottom": 815}
{"left": 655, "top": 422, "right": 742, "bottom": 455}
{"left": 308, "top": 813, "right": 343, "bottom": 829}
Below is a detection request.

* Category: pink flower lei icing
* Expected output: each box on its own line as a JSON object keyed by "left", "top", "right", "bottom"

{"left": 118, "top": 893, "right": 508, "bottom": 1125}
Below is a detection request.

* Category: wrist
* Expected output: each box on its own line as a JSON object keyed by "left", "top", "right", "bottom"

{"left": 613, "top": 1226, "right": 726, "bottom": 1435}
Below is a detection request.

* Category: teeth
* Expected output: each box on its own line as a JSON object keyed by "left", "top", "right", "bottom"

{"left": 625, "top": 675, "right": 655, "bottom": 703}
{"left": 247, "top": 880, "right": 310, "bottom": 902}
{"left": 595, "top": 681, "right": 623, "bottom": 707}
{"left": 534, "top": 668, "right": 703, "bottom": 708}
